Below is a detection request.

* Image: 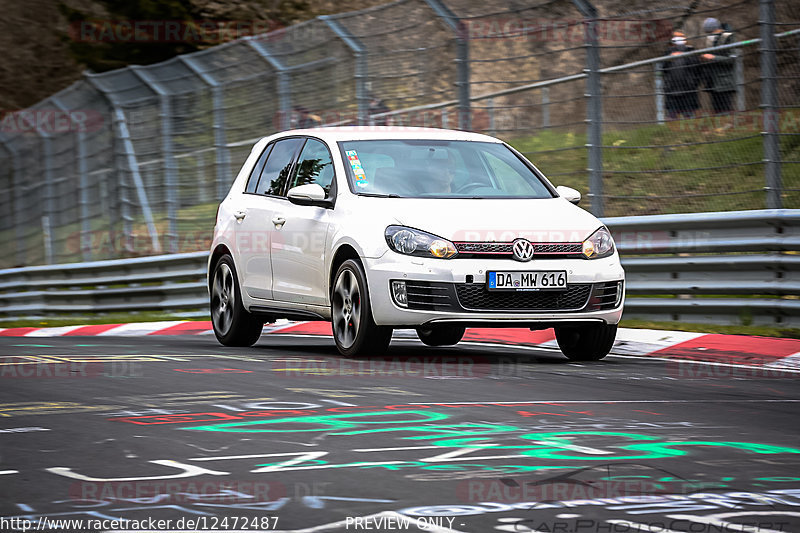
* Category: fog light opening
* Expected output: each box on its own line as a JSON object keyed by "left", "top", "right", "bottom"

{"left": 615, "top": 280, "right": 624, "bottom": 307}
{"left": 391, "top": 280, "right": 408, "bottom": 308}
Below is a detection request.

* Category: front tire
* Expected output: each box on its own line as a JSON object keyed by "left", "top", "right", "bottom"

{"left": 416, "top": 325, "right": 465, "bottom": 347}
{"left": 331, "top": 259, "right": 392, "bottom": 357}
{"left": 210, "top": 255, "right": 263, "bottom": 347}
{"left": 555, "top": 324, "right": 617, "bottom": 361}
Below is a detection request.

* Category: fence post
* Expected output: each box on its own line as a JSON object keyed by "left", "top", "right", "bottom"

{"left": 735, "top": 51, "right": 745, "bottom": 111}
{"left": 0, "top": 134, "right": 26, "bottom": 266}
{"left": 34, "top": 121, "right": 56, "bottom": 264}
{"left": 424, "top": 0, "right": 470, "bottom": 130}
{"left": 85, "top": 73, "right": 161, "bottom": 254}
{"left": 573, "top": 0, "right": 604, "bottom": 217}
{"left": 131, "top": 67, "right": 179, "bottom": 253}
{"left": 180, "top": 56, "right": 233, "bottom": 202}
{"left": 319, "top": 16, "right": 368, "bottom": 126}
{"left": 760, "top": 0, "right": 781, "bottom": 209}
{"left": 52, "top": 96, "right": 92, "bottom": 261}
{"left": 654, "top": 62, "right": 665, "bottom": 125}
{"left": 487, "top": 97, "right": 495, "bottom": 135}
{"left": 245, "top": 39, "right": 293, "bottom": 131}
{"left": 542, "top": 87, "right": 550, "bottom": 129}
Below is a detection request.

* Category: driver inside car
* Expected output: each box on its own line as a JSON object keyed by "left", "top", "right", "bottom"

{"left": 418, "top": 149, "right": 457, "bottom": 194}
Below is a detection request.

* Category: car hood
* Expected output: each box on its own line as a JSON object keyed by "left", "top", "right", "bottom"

{"left": 381, "top": 197, "right": 603, "bottom": 243}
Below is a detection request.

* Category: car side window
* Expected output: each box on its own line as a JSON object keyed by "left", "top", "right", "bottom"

{"left": 245, "top": 143, "right": 273, "bottom": 194}
{"left": 290, "top": 139, "right": 335, "bottom": 198}
{"left": 255, "top": 138, "right": 304, "bottom": 197}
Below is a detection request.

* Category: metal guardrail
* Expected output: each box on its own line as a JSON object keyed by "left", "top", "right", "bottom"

{"left": 1, "top": 210, "right": 799, "bottom": 327}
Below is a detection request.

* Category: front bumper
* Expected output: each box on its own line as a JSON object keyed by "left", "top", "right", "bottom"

{"left": 364, "top": 253, "right": 625, "bottom": 327}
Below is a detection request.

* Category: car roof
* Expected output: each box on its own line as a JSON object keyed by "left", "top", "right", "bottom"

{"left": 259, "top": 126, "right": 503, "bottom": 144}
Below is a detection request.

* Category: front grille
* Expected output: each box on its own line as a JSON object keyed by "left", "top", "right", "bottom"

{"left": 588, "top": 281, "right": 622, "bottom": 311}
{"left": 455, "top": 283, "right": 592, "bottom": 312}
{"left": 454, "top": 241, "right": 583, "bottom": 259}
{"left": 455, "top": 242, "right": 513, "bottom": 254}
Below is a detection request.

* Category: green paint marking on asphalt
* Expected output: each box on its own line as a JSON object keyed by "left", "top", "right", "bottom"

{"left": 183, "top": 410, "right": 800, "bottom": 462}
{"left": 11, "top": 345, "right": 56, "bottom": 348}
{"left": 184, "top": 410, "right": 450, "bottom": 433}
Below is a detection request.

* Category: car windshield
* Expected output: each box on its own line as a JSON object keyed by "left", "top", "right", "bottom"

{"left": 339, "top": 140, "right": 555, "bottom": 199}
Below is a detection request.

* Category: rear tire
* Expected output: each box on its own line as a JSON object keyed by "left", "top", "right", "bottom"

{"left": 331, "top": 259, "right": 392, "bottom": 357}
{"left": 210, "top": 254, "right": 263, "bottom": 347}
{"left": 555, "top": 324, "right": 617, "bottom": 361}
{"left": 416, "top": 325, "right": 465, "bottom": 347}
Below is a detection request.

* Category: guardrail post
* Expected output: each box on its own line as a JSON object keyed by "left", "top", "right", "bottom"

{"left": 760, "top": 0, "right": 781, "bottom": 209}
{"left": 0, "top": 135, "right": 26, "bottom": 266}
{"left": 424, "top": 0, "right": 470, "bottom": 130}
{"left": 52, "top": 96, "right": 92, "bottom": 261}
{"left": 180, "top": 56, "right": 234, "bottom": 201}
{"left": 319, "top": 16, "right": 368, "bottom": 126}
{"left": 655, "top": 62, "right": 665, "bottom": 125}
{"left": 245, "top": 39, "right": 293, "bottom": 131}
{"left": 85, "top": 73, "right": 161, "bottom": 254}
{"left": 131, "top": 67, "right": 179, "bottom": 253}
{"left": 573, "top": 0, "right": 604, "bottom": 217}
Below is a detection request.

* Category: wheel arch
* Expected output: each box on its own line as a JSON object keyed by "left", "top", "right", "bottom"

{"left": 208, "top": 244, "right": 233, "bottom": 293}
{"left": 328, "top": 244, "right": 363, "bottom": 299}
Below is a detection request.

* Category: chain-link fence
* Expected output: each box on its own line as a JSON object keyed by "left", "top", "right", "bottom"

{"left": 0, "top": 0, "right": 797, "bottom": 268}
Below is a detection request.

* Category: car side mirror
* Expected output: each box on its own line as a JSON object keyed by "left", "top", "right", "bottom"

{"left": 556, "top": 185, "right": 581, "bottom": 205}
{"left": 287, "top": 183, "right": 332, "bottom": 207}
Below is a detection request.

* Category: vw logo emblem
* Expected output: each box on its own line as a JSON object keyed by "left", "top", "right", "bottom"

{"left": 512, "top": 239, "right": 535, "bottom": 262}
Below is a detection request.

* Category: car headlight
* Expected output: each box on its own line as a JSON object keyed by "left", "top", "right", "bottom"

{"left": 385, "top": 225, "right": 457, "bottom": 259}
{"left": 582, "top": 226, "right": 615, "bottom": 259}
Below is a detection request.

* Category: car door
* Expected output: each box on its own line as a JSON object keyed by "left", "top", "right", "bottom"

{"left": 237, "top": 137, "right": 304, "bottom": 300}
{"left": 270, "top": 138, "right": 335, "bottom": 305}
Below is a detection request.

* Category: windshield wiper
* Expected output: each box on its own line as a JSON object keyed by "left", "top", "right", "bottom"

{"left": 357, "top": 192, "right": 402, "bottom": 198}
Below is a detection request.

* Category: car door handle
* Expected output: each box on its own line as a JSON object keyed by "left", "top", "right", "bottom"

{"left": 234, "top": 210, "right": 247, "bottom": 221}
{"left": 272, "top": 215, "right": 286, "bottom": 228}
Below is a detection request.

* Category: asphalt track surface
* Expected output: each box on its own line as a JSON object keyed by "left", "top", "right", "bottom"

{"left": 1, "top": 332, "right": 800, "bottom": 533}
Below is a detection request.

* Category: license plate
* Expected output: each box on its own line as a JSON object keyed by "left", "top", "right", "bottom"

{"left": 487, "top": 271, "right": 567, "bottom": 291}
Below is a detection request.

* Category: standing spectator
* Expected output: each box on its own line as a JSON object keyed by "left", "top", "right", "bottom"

{"left": 292, "top": 106, "right": 322, "bottom": 128}
{"left": 663, "top": 31, "right": 701, "bottom": 119}
{"left": 368, "top": 95, "right": 391, "bottom": 126}
{"left": 700, "top": 17, "right": 737, "bottom": 115}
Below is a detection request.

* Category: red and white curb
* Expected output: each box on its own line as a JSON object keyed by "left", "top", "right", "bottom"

{"left": 1, "top": 320, "right": 799, "bottom": 371}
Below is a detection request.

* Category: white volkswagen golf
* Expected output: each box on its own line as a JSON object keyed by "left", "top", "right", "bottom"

{"left": 208, "top": 127, "right": 624, "bottom": 360}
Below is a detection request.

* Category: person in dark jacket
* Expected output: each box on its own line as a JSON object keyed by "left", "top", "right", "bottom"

{"left": 700, "top": 17, "right": 737, "bottom": 115}
{"left": 368, "top": 95, "right": 391, "bottom": 126}
{"left": 663, "top": 31, "right": 701, "bottom": 119}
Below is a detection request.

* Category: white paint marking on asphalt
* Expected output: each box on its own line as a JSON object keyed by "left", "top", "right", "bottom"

{"left": 96, "top": 321, "right": 185, "bottom": 336}
{"left": 765, "top": 351, "right": 800, "bottom": 370}
{"left": 531, "top": 440, "right": 611, "bottom": 455}
{"left": 24, "top": 325, "right": 85, "bottom": 337}
{"left": 0, "top": 470, "right": 19, "bottom": 475}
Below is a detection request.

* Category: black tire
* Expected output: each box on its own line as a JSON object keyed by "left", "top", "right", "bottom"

{"left": 416, "top": 325, "right": 466, "bottom": 347}
{"left": 555, "top": 324, "right": 617, "bottom": 361}
{"left": 210, "top": 254, "right": 264, "bottom": 347}
{"left": 331, "top": 259, "right": 392, "bottom": 357}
